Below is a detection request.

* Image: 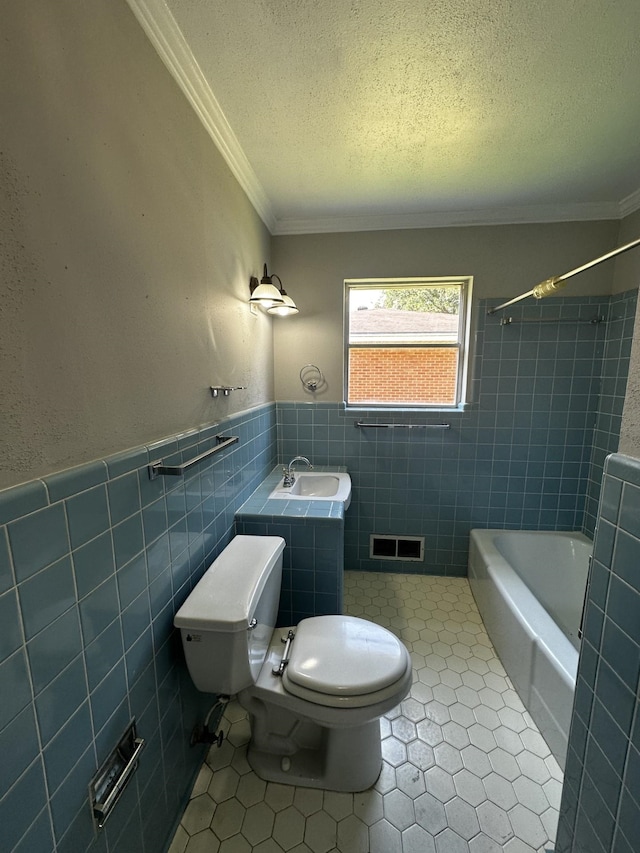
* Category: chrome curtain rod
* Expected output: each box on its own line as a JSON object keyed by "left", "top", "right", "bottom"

{"left": 355, "top": 420, "right": 450, "bottom": 429}
{"left": 488, "top": 235, "right": 640, "bottom": 315}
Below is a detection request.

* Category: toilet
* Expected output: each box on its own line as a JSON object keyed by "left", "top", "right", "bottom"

{"left": 174, "top": 535, "right": 412, "bottom": 791}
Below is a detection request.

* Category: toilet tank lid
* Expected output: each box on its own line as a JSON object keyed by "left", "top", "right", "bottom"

{"left": 174, "top": 536, "right": 285, "bottom": 632}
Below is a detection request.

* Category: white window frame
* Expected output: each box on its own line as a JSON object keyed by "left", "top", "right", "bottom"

{"left": 344, "top": 276, "right": 473, "bottom": 410}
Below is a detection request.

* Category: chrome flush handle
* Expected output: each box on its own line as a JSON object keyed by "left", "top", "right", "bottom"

{"left": 272, "top": 629, "right": 296, "bottom": 676}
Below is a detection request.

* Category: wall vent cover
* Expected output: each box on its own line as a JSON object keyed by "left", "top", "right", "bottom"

{"left": 370, "top": 535, "right": 425, "bottom": 562}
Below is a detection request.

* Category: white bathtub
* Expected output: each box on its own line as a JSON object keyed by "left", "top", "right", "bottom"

{"left": 468, "top": 529, "right": 592, "bottom": 769}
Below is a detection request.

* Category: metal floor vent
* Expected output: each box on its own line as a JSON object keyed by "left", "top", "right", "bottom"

{"left": 370, "top": 535, "right": 425, "bottom": 562}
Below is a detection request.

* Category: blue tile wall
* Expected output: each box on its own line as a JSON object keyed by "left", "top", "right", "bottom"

{"left": 0, "top": 404, "right": 276, "bottom": 853}
{"left": 556, "top": 453, "right": 640, "bottom": 853}
{"left": 0, "top": 290, "right": 636, "bottom": 850}
{"left": 235, "top": 515, "right": 344, "bottom": 625}
{"left": 583, "top": 289, "right": 638, "bottom": 532}
{"left": 278, "top": 292, "right": 636, "bottom": 575}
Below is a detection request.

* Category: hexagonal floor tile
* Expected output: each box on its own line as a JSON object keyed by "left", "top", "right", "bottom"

{"left": 383, "top": 789, "right": 415, "bottom": 831}
{"left": 322, "top": 791, "right": 353, "bottom": 822}
{"left": 396, "top": 761, "right": 427, "bottom": 798}
{"left": 453, "top": 768, "right": 487, "bottom": 808}
{"left": 402, "top": 823, "right": 437, "bottom": 853}
{"left": 304, "top": 810, "right": 336, "bottom": 853}
{"left": 477, "top": 799, "right": 514, "bottom": 845}
{"left": 483, "top": 772, "right": 518, "bottom": 811}
{"left": 488, "top": 748, "right": 521, "bottom": 782}
{"left": 468, "top": 723, "right": 497, "bottom": 753}
{"left": 241, "top": 802, "right": 275, "bottom": 847}
{"left": 382, "top": 736, "right": 408, "bottom": 766}
{"left": 264, "top": 782, "right": 295, "bottom": 813}
{"left": 417, "top": 718, "right": 444, "bottom": 746}
{"left": 182, "top": 795, "right": 216, "bottom": 836}
{"left": 169, "top": 571, "right": 562, "bottom": 853}
{"left": 185, "top": 830, "right": 221, "bottom": 853}
{"left": 508, "top": 803, "right": 547, "bottom": 849}
{"left": 425, "top": 766, "right": 456, "bottom": 804}
{"left": 435, "top": 826, "right": 470, "bottom": 853}
{"left": 443, "top": 721, "right": 471, "bottom": 750}
{"left": 236, "top": 773, "right": 267, "bottom": 808}
{"left": 414, "top": 791, "right": 447, "bottom": 835}
{"left": 444, "top": 796, "right": 481, "bottom": 840}
{"left": 391, "top": 715, "right": 418, "bottom": 743}
{"left": 369, "top": 818, "right": 402, "bottom": 853}
{"left": 272, "top": 806, "right": 305, "bottom": 850}
{"left": 337, "top": 814, "right": 369, "bottom": 853}
{"left": 512, "top": 775, "right": 550, "bottom": 815}
{"left": 460, "top": 745, "right": 493, "bottom": 779}
{"left": 212, "top": 799, "right": 246, "bottom": 842}
{"left": 407, "top": 740, "right": 435, "bottom": 772}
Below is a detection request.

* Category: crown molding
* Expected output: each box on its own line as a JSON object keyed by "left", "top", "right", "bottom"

{"left": 125, "top": 0, "right": 276, "bottom": 232}
{"left": 620, "top": 187, "right": 640, "bottom": 218}
{"left": 271, "top": 202, "right": 623, "bottom": 236}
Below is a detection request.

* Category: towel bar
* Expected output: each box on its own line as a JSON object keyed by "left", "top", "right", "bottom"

{"left": 148, "top": 434, "right": 239, "bottom": 479}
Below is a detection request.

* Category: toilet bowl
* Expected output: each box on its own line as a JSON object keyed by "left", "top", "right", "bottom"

{"left": 174, "top": 535, "right": 412, "bottom": 791}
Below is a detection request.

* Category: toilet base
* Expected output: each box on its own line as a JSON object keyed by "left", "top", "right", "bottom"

{"left": 236, "top": 624, "right": 411, "bottom": 791}
{"left": 245, "top": 718, "right": 382, "bottom": 792}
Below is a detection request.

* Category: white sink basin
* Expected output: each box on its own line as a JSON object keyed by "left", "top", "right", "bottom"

{"left": 291, "top": 474, "right": 339, "bottom": 496}
{"left": 269, "top": 472, "right": 351, "bottom": 507}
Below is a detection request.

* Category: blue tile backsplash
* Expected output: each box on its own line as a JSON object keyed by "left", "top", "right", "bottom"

{"left": 278, "top": 292, "right": 637, "bottom": 575}
{"left": 0, "top": 404, "right": 277, "bottom": 853}
{"left": 556, "top": 453, "right": 640, "bottom": 853}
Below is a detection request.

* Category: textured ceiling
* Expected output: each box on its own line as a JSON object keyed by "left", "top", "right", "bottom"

{"left": 138, "top": 0, "right": 640, "bottom": 232}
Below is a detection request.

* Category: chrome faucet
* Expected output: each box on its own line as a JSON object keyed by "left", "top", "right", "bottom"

{"left": 282, "top": 456, "right": 313, "bottom": 487}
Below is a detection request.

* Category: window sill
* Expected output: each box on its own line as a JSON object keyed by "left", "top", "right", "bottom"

{"left": 342, "top": 402, "right": 475, "bottom": 415}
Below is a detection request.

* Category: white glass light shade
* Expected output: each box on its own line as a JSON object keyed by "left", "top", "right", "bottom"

{"left": 249, "top": 282, "right": 284, "bottom": 307}
{"left": 267, "top": 293, "right": 299, "bottom": 316}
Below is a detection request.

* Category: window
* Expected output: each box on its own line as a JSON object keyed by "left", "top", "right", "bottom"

{"left": 344, "top": 277, "right": 472, "bottom": 409}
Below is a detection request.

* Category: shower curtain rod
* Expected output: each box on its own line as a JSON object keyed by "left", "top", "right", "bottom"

{"left": 487, "top": 234, "right": 640, "bottom": 315}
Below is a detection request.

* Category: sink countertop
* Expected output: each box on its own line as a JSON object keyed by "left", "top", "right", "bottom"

{"left": 236, "top": 465, "right": 348, "bottom": 521}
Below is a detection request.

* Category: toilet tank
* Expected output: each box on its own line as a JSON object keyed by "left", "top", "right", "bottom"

{"left": 174, "top": 535, "right": 285, "bottom": 694}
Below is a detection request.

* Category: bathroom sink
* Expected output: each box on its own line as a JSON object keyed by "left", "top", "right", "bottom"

{"left": 269, "top": 472, "right": 351, "bottom": 507}
{"left": 291, "top": 474, "right": 340, "bottom": 497}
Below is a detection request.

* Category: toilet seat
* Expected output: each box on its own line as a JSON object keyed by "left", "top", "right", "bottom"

{"left": 281, "top": 615, "right": 411, "bottom": 709}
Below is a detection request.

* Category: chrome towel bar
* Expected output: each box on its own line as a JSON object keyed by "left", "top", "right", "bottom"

{"left": 355, "top": 421, "right": 450, "bottom": 430}
{"left": 148, "top": 434, "right": 239, "bottom": 479}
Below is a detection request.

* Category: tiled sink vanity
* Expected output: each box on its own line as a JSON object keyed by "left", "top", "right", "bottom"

{"left": 235, "top": 466, "right": 349, "bottom": 625}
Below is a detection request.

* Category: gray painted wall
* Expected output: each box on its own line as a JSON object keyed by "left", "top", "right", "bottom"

{"left": 2, "top": 4, "right": 640, "bottom": 852}
{"left": 2, "top": 2, "right": 640, "bottom": 474}
{"left": 271, "top": 221, "right": 623, "bottom": 403}
{"left": 0, "top": 0, "right": 273, "bottom": 491}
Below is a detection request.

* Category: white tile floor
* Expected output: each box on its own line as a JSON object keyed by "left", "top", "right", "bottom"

{"left": 168, "top": 571, "right": 562, "bottom": 853}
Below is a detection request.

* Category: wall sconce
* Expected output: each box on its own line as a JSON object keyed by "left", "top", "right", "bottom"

{"left": 249, "top": 264, "right": 298, "bottom": 316}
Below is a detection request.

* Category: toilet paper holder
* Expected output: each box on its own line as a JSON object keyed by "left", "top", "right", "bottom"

{"left": 89, "top": 720, "right": 144, "bottom": 831}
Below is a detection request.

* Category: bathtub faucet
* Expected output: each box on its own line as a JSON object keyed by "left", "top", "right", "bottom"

{"left": 282, "top": 456, "right": 313, "bottom": 487}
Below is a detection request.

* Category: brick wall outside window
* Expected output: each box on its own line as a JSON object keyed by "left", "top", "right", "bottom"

{"left": 348, "top": 347, "right": 458, "bottom": 405}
